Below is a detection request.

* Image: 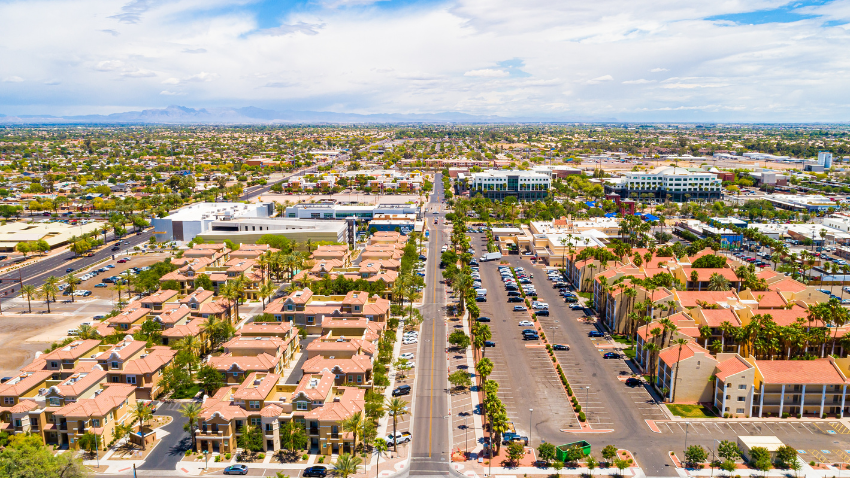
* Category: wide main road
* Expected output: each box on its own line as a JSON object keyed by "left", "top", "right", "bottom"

{"left": 407, "top": 173, "right": 452, "bottom": 478}
{"left": 0, "top": 229, "right": 154, "bottom": 303}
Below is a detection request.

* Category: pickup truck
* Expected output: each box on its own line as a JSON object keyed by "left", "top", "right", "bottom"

{"left": 501, "top": 432, "right": 529, "bottom": 445}
{"left": 382, "top": 432, "right": 412, "bottom": 445}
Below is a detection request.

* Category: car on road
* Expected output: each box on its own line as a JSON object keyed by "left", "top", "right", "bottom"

{"left": 476, "top": 317, "right": 491, "bottom": 322}
{"left": 117, "top": 259, "right": 128, "bottom": 263}
{"left": 588, "top": 330, "right": 605, "bottom": 337}
{"left": 484, "top": 341, "right": 496, "bottom": 347}
{"left": 518, "top": 320, "right": 533, "bottom": 327}
{"left": 553, "top": 344, "right": 569, "bottom": 351}
{"left": 400, "top": 353, "right": 414, "bottom": 360}
{"left": 65, "top": 268, "right": 74, "bottom": 273}
{"left": 603, "top": 352, "right": 620, "bottom": 359}
{"left": 625, "top": 377, "right": 642, "bottom": 387}
{"left": 223, "top": 464, "right": 249, "bottom": 475}
{"left": 303, "top": 466, "right": 328, "bottom": 477}
{"left": 392, "top": 385, "right": 411, "bottom": 397}
{"left": 513, "top": 305, "right": 527, "bottom": 311}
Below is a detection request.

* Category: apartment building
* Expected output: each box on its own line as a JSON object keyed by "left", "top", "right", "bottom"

{"left": 603, "top": 166, "right": 722, "bottom": 202}
{"left": 264, "top": 289, "right": 391, "bottom": 334}
{"left": 207, "top": 336, "right": 291, "bottom": 385}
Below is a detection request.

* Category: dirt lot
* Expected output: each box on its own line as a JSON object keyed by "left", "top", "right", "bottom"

{"left": 259, "top": 192, "right": 424, "bottom": 205}
{"left": 0, "top": 252, "right": 171, "bottom": 378}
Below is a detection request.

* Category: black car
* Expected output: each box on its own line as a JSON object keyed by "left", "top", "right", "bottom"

{"left": 111, "top": 246, "right": 120, "bottom": 251}
{"left": 476, "top": 317, "right": 491, "bottom": 322}
{"left": 522, "top": 329, "right": 537, "bottom": 335}
{"left": 475, "top": 296, "right": 486, "bottom": 302}
{"left": 536, "top": 310, "right": 549, "bottom": 316}
{"left": 553, "top": 344, "right": 569, "bottom": 351}
{"left": 625, "top": 377, "right": 642, "bottom": 387}
{"left": 508, "top": 296, "right": 524, "bottom": 303}
{"left": 505, "top": 285, "right": 518, "bottom": 291}
{"left": 603, "top": 352, "right": 620, "bottom": 359}
{"left": 418, "top": 255, "right": 427, "bottom": 261}
{"left": 304, "top": 466, "right": 328, "bottom": 477}
{"left": 507, "top": 291, "right": 521, "bottom": 297}
{"left": 484, "top": 341, "right": 496, "bottom": 347}
{"left": 65, "top": 268, "right": 74, "bottom": 273}
{"left": 392, "top": 385, "right": 411, "bottom": 397}
{"left": 523, "top": 334, "right": 540, "bottom": 340}
{"left": 588, "top": 330, "right": 605, "bottom": 337}
{"left": 564, "top": 296, "right": 578, "bottom": 303}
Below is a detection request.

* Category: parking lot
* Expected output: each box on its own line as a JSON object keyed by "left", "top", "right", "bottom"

{"left": 470, "top": 237, "right": 578, "bottom": 445}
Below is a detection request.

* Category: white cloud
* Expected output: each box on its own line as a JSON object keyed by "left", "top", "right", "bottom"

{"left": 464, "top": 69, "right": 510, "bottom": 77}
{"left": 585, "top": 75, "right": 613, "bottom": 84}
{"left": 2, "top": 76, "right": 24, "bottom": 83}
{"left": 0, "top": 0, "right": 847, "bottom": 120}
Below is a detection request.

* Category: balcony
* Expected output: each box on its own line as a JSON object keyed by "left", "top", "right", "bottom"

{"left": 309, "top": 428, "right": 319, "bottom": 436}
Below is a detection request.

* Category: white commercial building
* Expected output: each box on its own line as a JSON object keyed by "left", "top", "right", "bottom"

{"left": 604, "top": 166, "right": 722, "bottom": 202}
{"left": 152, "top": 202, "right": 273, "bottom": 242}
{"left": 469, "top": 169, "right": 551, "bottom": 201}
{"left": 283, "top": 202, "right": 418, "bottom": 220}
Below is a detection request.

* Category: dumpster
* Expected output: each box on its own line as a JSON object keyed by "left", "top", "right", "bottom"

{"left": 556, "top": 441, "right": 591, "bottom": 461}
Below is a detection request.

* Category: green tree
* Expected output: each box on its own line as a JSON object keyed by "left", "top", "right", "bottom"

{"left": 552, "top": 460, "right": 563, "bottom": 476}
{"left": 20, "top": 284, "right": 36, "bottom": 313}
{"left": 194, "top": 273, "right": 214, "bottom": 291}
{"left": 717, "top": 440, "right": 741, "bottom": 462}
{"left": 507, "top": 441, "right": 525, "bottom": 466}
{"left": 279, "top": 420, "right": 308, "bottom": 453}
{"left": 448, "top": 370, "right": 472, "bottom": 391}
{"left": 180, "top": 402, "right": 202, "bottom": 449}
{"left": 77, "top": 432, "right": 101, "bottom": 456}
{"left": 774, "top": 445, "right": 798, "bottom": 469}
{"left": 601, "top": 444, "right": 618, "bottom": 465}
{"left": 614, "top": 458, "right": 630, "bottom": 476}
{"left": 333, "top": 453, "right": 362, "bottom": 478}
{"left": 685, "top": 445, "right": 708, "bottom": 467}
{"left": 0, "top": 434, "right": 88, "bottom": 478}
{"left": 195, "top": 365, "right": 225, "bottom": 397}
{"left": 720, "top": 459, "right": 737, "bottom": 476}
{"left": 448, "top": 330, "right": 471, "bottom": 349}
{"left": 385, "top": 398, "right": 408, "bottom": 454}
{"left": 586, "top": 455, "right": 599, "bottom": 476}
{"left": 537, "top": 442, "right": 556, "bottom": 463}
{"left": 237, "top": 425, "right": 264, "bottom": 453}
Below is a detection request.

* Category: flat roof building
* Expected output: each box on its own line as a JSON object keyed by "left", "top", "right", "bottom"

{"left": 604, "top": 166, "right": 722, "bottom": 203}
{"left": 152, "top": 202, "right": 274, "bottom": 242}
{"left": 470, "top": 169, "right": 550, "bottom": 201}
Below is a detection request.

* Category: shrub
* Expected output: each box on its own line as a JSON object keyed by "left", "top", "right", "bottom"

{"left": 258, "top": 453, "right": 265, "bottom": 459}
{"left": 782, "top": 413, "right": 790, "bottom": 419}
{"left": 185, "top": 450, "right": 192, "bottom": 456}
{"left": 578, "top": 412, "right": 586, "bottom": 421}
{"left": 215, "top": 456, "right": 221, "bottom": 463}
{"left": 318, "top": 456, "right": 325, "bottom": 463}
{"left": 226, "top": 453, "right": 231, "bottom": 460}
{"left": 575, "top": 404, "right": 582, "bottom": 412}
{"left": 303, "top": 454, "right": 309, "bottom": 460}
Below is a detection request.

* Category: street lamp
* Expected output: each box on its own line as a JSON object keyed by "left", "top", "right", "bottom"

{"left": 203, "top": 449, "right": 208, "bottom": 470}
{"left": 684, "top": 421, "right": 691, "bottom": 450}
{"left": 585, "top": 387, "right": 590, "bottom": 419}
{"left": 529, "top": 409, "right": 533, "bottom": 439}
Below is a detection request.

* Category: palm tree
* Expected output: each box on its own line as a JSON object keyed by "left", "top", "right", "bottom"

{"left": 707, "top": 273, "right": 730, "bottom": 291}
{"left": 180, "top": 402, "right": 202, "bottom": 448}
{"left": 670, "top": 338, "right": 689, "bottom": 402}
{"left": 63, "top": 273, "right": 79, "bottom": 302}
{"left": 20, "top": 284, "right": 36, "bottom": 313}
{"left": 131, "top": 402, "right": 154, "bottom": 450}
{"left": 374, "top": 439, "right": 388, "bottom": 478}
{"left": 690, "top": 270, "right": 700, "bottom": 291}
{"left": 113, "top": 281, "right": 126, "bottom": 306}
{"left": 644, "top": 342, "right": 659, "bottom": 379}
{"left": 385, "top": 398, "right": 408, "bottom": 454}
{"left": 44, "top": 275, "right": 60, "bottom": 302}
{"left": 38, "top": 283, "right": 56, "bottom": 313}
{"left": 333, "top": 453, "right": 362, "bottom": 478}
{"left": 341, "top": 411, "right": 364, "bottom": 455}
{"left": 77, "top": 324, "right": 100, "bottom": 340}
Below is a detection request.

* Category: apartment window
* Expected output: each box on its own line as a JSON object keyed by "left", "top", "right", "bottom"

{"left": 287, "top": 305, "right": 294, "bottom": 311}
{"left": 91, "top": 419, "right": 100, "bottom": 427}
{"left": 111, "top": 361, "right": 120, "bottom": 369}
{"left": 111, "top": 376, "right": 120, "bottom": 383}
{"left": 348, "top": 375, "right": 354, "bottom": 382}
{"left": 296, "top": 402, "right": 308, "bottom": 411}
{"left": 250, "top": 417, "right": 261, "bottom": 426}
{"left": 275, "top": 315, "right": 282, "bottom": 321}
{"left": 737, "top": 396, "right": 745, "bottom": 402}
{"left": 3, "top": 397, "right": 13, "bottom": 405}
{"left": 50, "top": 361, "right": 58, "bottom": 368}
{"left": 49, "top": 397, "right": 61, "bottom": 407}
{"left": 357, "top": 375, "right": 362, "bottom": 383}
{"left": 738, "top": 384, "right": 747, "bottom": 390}
{"left": 736, "top": 408, "right": 745, "bottom": 414}
{"left": 249, "top": 401, "right": 260, "bottom": 409}
{"left": 336, "top": 374, "right": 344, "bottom": 380}
{"left": 14, "top": 419, "right": 21, "bottom": 427}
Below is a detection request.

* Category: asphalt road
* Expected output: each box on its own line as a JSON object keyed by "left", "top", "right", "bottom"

{"left": 137, "top": 401, "right": 193, "bottom": 471}
{"left": 0, "top": 229, "right": 155, "bottom": 303}
{"left": 239, "top": 164, "right": 326, "bottom": 201}
{"left": 407, "top": 174, "right": 452, "bottom": 478}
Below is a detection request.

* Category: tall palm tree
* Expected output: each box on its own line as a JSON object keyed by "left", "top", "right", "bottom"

{"left": 20, "top": 284, "right": 36, "bottom": 313}
{"left": 131, "top": 402, "right": 154, "bottom": 450}
{"left": 707, "top": 273, "right": 730, "bottom": 291}
{"left": 180, "top": 402, "right": 202, "bottom": 448}
{"left": 39, "top": 282, "right": 57, "bottom": 313}
{"left": 63, "top": 273, "right": 79, "bottom": 302}
{"left": 44, "top": 276, "right": 60, "bottom": 302}
{"left": 385, "top": 398, "right": 408, "bottom": 453}
{"left": 258, "top": 279, "right": 275, "bottom": 308}
{"left": 341, "top": 411, "right": 364, "bottom": 455}
{"left": 670, "top": 338, "right": 690, "bottom": 402}
{"left": 78, "top": 323, "right": 100, "bottom": 340}
{"left": 113, "top": 281, "right": 126, "bottom": 306}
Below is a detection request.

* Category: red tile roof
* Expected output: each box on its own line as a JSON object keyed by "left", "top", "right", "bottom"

{"left": 715, "top": 356, "right": 752, "bottom": 381}
{"left": 755, "top": 359, "right": 847, "bottom": 385}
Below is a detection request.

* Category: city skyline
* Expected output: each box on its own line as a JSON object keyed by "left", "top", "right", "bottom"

{"left": 1, "top": 0, "right": 849, "bottom": 121}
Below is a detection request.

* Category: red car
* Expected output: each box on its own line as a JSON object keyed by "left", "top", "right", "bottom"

{"left": 117, "top": 259, "right": 128, "bottom": 263}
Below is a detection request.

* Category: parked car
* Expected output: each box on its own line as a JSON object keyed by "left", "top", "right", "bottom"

{"left": 513, "top": 305, "right": 527, "bottom": 311}
{"left": 303, "top": 466, "right": 328, "bottom": 477}
{"left": 476, "top": 317, "right": 491, "bottom": 322}
{"left": 588, "top": 331, "right": 605, "bottom": 337}
{"left": 223, "top": 464, "right": 249, "bottom": 475}
{"left": 484, "top": 341, "right": 496, "bottom": 347}
{"left": 400, "top": 353, "right": 414, "bottom": 360}
{"left": 508, "top": 297, "right": 524, "bottom": 303}
{"left": 553, "top": 344, "right": 569, "bottom": 351}
{"left": 565, "top": 296, "right": 578, "bottom": 303}
{"left": 536, "top": 310, "right": 550, "bottom": 316}
{"left": 392, "top": 385, "right": 411, "bottom": 397}
{"left": 603, "top": 352, "right": 620, "bottom": 359}
{"left": 625, "top": 377, "right": 642, "bottom": 387}
{"left": 518, "top": 320, "right": 534, "bottom": 326}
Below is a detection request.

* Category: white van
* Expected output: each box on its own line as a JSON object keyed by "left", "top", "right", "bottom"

{"left": 475, "top": 288, "right": 487, "bottom": 296}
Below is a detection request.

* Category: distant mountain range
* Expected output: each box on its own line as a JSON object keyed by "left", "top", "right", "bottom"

{"left": 0, "top": 105, "right": 613, "bottom": 124}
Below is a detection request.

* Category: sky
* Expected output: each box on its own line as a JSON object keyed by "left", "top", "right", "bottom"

{"left": 1, "top": 0, "right": 849, "bottom": 121}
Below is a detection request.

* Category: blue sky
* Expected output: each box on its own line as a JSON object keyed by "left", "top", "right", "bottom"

{"left": 0, "top": 0, "right": 849, "bottom": 121}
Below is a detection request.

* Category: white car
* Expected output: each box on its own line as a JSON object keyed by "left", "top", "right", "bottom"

{"left": 403, "top": 339, "right": 418, "bottom": 345}
{"left": 518, "top": 320, "right": 534, "bottom": 326}
{"left": 400, "top": 353, "right": 414, "bottom": 360}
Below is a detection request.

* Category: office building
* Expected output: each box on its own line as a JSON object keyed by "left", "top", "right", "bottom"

{"left": 819, "top": 152, "right": 834, "bottom": 169}
{"left": 283, "top": 202, "right": 418, "bottom": 220}
{"left": 603, "top": 166, "right": 722, "bottom": 202}
{"left": 152, "top": 202, "right": 274, "bottom": 242}
{"left": 469, "top": 169, "right": 550, "bottom": 201}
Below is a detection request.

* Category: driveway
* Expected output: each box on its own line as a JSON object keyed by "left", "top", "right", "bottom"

{"left": 137, "top": 401, "right": 193, "bottom": 471}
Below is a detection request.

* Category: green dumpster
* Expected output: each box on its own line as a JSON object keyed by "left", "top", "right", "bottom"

{"left": 556, "top": 441, "right": 591, "bottom": 462}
